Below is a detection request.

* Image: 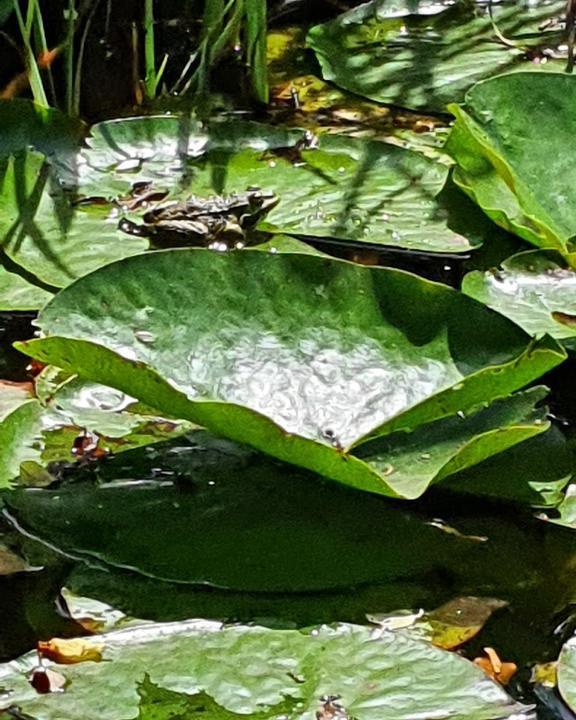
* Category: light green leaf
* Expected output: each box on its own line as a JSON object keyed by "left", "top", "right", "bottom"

{"left": 0, "top": 261, "right": 54, "bottom": 310}
{"left": 463, "top": 250, "right": 576, "bottom": 351}
{"left": 446, "top": 73, "right": 576, "bottom": 264}
{"left": 0, "top": 621, "right": 532, "bottom": 720}
{"left": 0, "top": 396, "right": 43, "bottom": 489}
{"left": 0, "top": 152, "right": 148, "bottom": 288}
{"left": 71, "top": 117, "right": 482, "bottom": 254}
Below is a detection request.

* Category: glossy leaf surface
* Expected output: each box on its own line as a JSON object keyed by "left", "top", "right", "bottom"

{"left": 447, "top": 74, "right": 576, "bottom": 264}
{"left": 463, "top": 251, "right": 576, "bottom": 351}
{"left": 19, "top": 250, "right": 564, "bottom": 497}
{"left": 0, "top": 621, "right": 531, "bottom": 720}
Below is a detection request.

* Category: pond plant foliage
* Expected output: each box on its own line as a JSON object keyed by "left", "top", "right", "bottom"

{"left": 2, "top": 1, "right": 576, "bottom": 718}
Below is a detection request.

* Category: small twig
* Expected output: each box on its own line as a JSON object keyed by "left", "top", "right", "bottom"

{"left": 565, "top": 0, "right": 576, "bottom": 72}
{"left": 488, "top": 0, "right": 520, "bottom": 49}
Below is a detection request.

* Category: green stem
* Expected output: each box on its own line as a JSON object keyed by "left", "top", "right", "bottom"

{"left": 144, "top": 0, "right": 156, "bottom": 99}
{"left": 65, "top": 0, "right": 76, "bottom": 114}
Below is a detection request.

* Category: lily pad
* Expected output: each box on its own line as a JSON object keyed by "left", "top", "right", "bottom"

{"left": 72, "top": 116, "right": 481, "bottom": 254}
{"left": 0, "top": 152, "right": 148, "bottom": 288}
{"left": 0, "top": 262, "right": 54, "bottom": 311}
{"left": 0, "top": 99, "right": 84, "bottom": 158}
{"left": 0, "top": 368, "right": 191, "bottom": 485}
{"left": 0, "top": 621, "right": 532, "bottom": 720}
{"left": 307, "top": 0, "right": 565, "bottom": 112}
{"left": 447, "top": 73, "right": 576, "bottom": 264}
{"left": 463, "top": 251, "right": 576, "bottom": 351}
{"left": 0, "top": 383, "right": 43, "bottom": 489}
{"left": 18, "top": 249, "right": 565, "bottom": 498}
{"left": 441, "top": 426, "right": 572, "bottom": 507}
{"left": 556, "top": 633, "right": 576, "bottom": 713}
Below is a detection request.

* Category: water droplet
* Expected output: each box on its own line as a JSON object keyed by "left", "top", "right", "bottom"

{"left": 420, "top": 453, "right": 431, "bottom": 460}
{"left": 268, "top": 160, "right": 277, "bottom": 168}
{"left": 382, "top": 464, "right": 395, "bottom": 476}
{"left": 134, "top": 330, "right": 156, "bottom": 344}
{"left": 269, "top": 247, "right": 278, "bottom": 254}
{"left": 457, "top": 410, "right": 466, "bottom": 419}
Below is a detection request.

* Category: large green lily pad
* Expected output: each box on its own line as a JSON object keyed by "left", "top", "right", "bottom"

{"left": 73, "top": 117, "right": 475, "bottom": 254}
{"left": 447, "top": 73, "right": 576, "bottom": 265}
{"left": 307, "top": 0, "right": 565, "bottom": 112}
{"left": 463, "top": 251, "right": 576, "bottom": 350}
{"left": 0, "top": 621, "right": 531, "bottom": 720}
{"left": 18, "top": 249, "right": 564, "bottom": 497}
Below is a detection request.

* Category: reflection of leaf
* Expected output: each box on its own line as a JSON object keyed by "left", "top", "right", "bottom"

{"left": 307, "top": 0, "right": 565, "bottom": 111}
{"left": 0, "top": 621, "right": 531, "bottom": 720}
{"left": 18, "top": 250, "right": 565, "bottom": 498}
{"left": 3, "top": 427, "right": 567, "bottom": 595}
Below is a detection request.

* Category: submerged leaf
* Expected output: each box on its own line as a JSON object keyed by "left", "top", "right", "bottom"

{"left": 3, "top": 426, "right": 560, "bottom": 591}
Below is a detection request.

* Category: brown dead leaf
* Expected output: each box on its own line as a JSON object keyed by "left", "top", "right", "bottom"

{"left": 0, "top": 546, "right": 33, "bottom": 575}
{"left": 474, "top": 647, "right": 517, "bottom": 685}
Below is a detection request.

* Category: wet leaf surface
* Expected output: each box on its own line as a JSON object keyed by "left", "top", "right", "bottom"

{"left": 463, "top": 251, "right": 576, "bottom": 351}
{"left": 307, "top": 0, "right": 565, "bottom": 112}
{"left": 18, "top": 250, "right": 565, "bottom": 497}
{"left": 0, "top": 621, "right": 533, "bottom": 720}
{"left": 447, "top": 73, "right": 576, "bottom": 264}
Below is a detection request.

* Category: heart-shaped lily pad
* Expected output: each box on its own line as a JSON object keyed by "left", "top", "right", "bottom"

{"left": 18, "top": 249, "right": 564, "bottom": 497}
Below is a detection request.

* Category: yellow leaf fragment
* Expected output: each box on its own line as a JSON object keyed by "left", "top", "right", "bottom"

{"left": 38, "top": 637, "right": 104, "bottom": 664}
